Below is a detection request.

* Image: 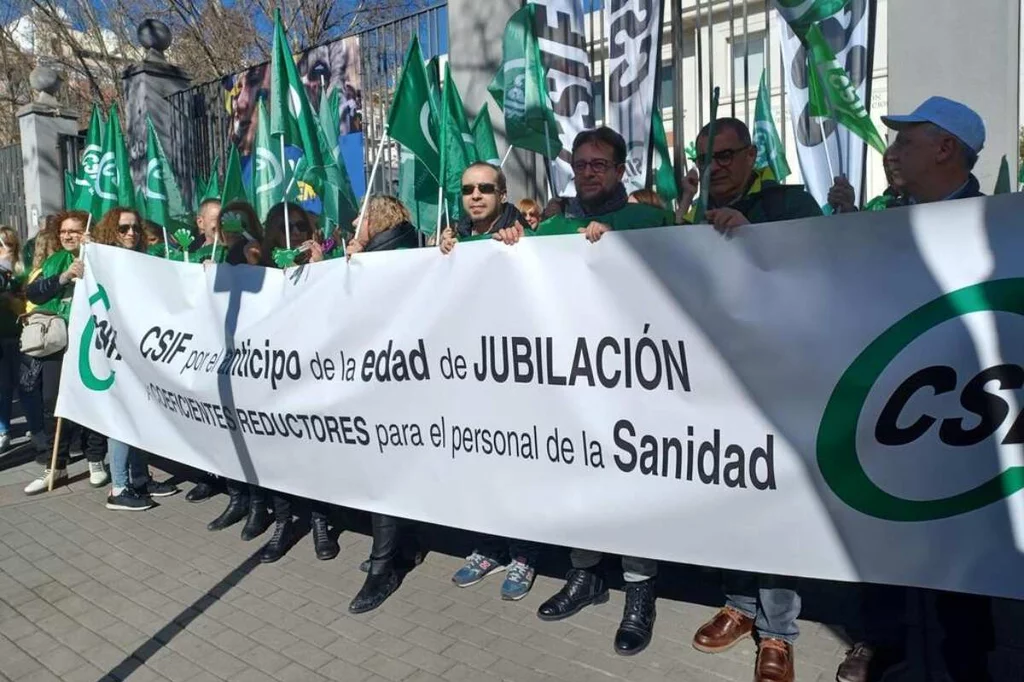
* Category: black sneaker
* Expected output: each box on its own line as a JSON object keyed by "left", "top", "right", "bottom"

{"left": 141, "top": 479, "right": 179, "bottom": 498}
{"left": 106, "top": 487, "right": 154, "bottom": 511}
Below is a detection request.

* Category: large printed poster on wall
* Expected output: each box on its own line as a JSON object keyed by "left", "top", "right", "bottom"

{"left": 221, "top": 35, "right": 367, "bottom": 205}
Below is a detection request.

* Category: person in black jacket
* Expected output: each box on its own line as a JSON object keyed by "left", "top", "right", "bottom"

{"left": 345, "top": 196, "right": 423, "bottom": 614}
{"left": 438, "top": 163, "right": 531, "bottom": 254}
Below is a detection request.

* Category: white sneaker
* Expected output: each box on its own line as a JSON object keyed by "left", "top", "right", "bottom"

{"left": 88, "top": 461, "right": 109, "bottom": 488}
{"left": 24, "top": 468, "right": 67, "bottom": 495}
{"left": 0, "top": 434, "right": 10, "bottom": 452}
{"left": 29, "top": 432, "right": 48, "bottom": 453}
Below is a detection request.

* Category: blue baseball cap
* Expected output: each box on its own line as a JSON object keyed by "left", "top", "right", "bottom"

{"left": 882, "top": 96, "right": 986, "bottom": 154}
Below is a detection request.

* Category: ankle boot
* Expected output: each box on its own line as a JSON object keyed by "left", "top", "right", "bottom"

{"left": 241, "top": 501, "right": 272, "bottom": 541}
{"left": 614, "top": 578, "right": 656, "bottom": 656}
{"left": 349, "top": 569, "right": 400, "bottom": 614}
{"left": 537, "top": 568, "right": 609, "bottom": 621}
{"left": 259, "top": 520, "right": 293, "bottom": 563}
{"left": 312, "top": 514, "right": 339, "bottom": 561}
{"left": 207, "top": 488, "right": 249, "bottom": 531}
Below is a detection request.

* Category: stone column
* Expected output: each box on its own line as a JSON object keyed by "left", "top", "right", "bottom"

{"left": 121, "top": 20, "right": 191, "bottom": 194}
{"left": 18, "top": 65, "right": 79, "bottom": 238}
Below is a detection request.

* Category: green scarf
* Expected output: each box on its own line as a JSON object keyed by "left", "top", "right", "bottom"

{"left": 36, "top": 250, "right": 76, "bottom": 321}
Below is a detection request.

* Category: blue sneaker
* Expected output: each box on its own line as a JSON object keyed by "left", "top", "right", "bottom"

{"left": 451, "top": 552, "right": 505, "bottom": 587}
{"left": 500, "top": 559, "right": 536, "bottom": 601}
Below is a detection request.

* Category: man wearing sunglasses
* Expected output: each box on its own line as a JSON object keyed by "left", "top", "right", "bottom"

{"left": 681, "top": 118, "right": 821, "bottom": 235}
{"left": 438, "top": 163, "right": 531, "bottom": 254}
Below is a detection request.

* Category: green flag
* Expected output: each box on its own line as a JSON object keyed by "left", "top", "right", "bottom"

{"left": 387, "top": 36, "right": 441, "bottom": 180}
{"left": 144, "top": 116, "right": 186, "bottom": 227}
{"left": 270, "top": 9, "right": 328, "bottom": 194}
{"left": 995, "top": 155, "right": 1011, "bottom": 194}
{"left": 650, "top": 108, "right": 677, "bottom": 204}
{"left": 316, "top": 87, "right": 359, "bottom": 231}
{"left": 72, "top": 105, "right": 104, "bottom": 212}
{"left": 493, "top": 4, "right": 563, "bottom": 159}
{"left": 64, "top": 171, "right": 78, "bottom": 210}
{"left": 399, "top": 143, "right": 440, "bottom": 237}
{"left": 753, "top": 70, "right": 791, "bottom": 181}
{"left": 440, "top": 61, "right": 475, "bottom": 221}
{"left": 472, "top": 104, "right": 501, "bottom": 165}
{"left": 804, "top": 25, "right": 886, "bottom": 154}
{"left": 222, "top": 144, "right": 247, "bottom": 207}
{"left": 252, "top": 99, "right": 285, "bottom": 222}
{"left": 1019, "top": 158, "right": 1024, "bottom": 187}
{"left": 198, "top": 158, "right": 220, "bottom": 204}
{"left": 425, "top": 57, "right": 442, "bottom": 117}
{"left": 91, "top": 104, "right": 134, "bottom": 220}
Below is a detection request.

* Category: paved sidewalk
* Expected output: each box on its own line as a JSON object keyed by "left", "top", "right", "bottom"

{"left": 0, "top": 448, "right": 1021, "bottom": 682}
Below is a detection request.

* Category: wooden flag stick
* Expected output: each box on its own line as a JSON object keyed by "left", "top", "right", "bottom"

{"left": 47, "top": 417, "right": 63, "bottom": 492}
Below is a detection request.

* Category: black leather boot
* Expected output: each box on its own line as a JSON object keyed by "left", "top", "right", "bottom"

{"left": 614, "top": 578, "right": 656, "bottom": 656}
{"left": 186, "top": 480, "right": 218, "bottom": 503}
{"left": 537, "top": 568, "right": 609, "bottom": 621}
{"left": 240, "top": 500, "right": 272, "bottom": 541}
{"left": 312, "top": 514, "right": 339, "bottom": 561}
{"left": 206, "top": 487, "right": 248, "bottom": 531}
{"left": 349, "top": 570, "right": 400, "bottom": 614}
{"left": 259, "top": 520, "right": 293, "bottom": 563}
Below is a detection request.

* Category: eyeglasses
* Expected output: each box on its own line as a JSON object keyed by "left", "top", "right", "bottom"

{"left": 118, "top": 223, "right": 139, "bottom": 234}
{"left": 59, "top": 229, "right": 83, "bottom": 237}
{"left": 571, "top": 159, "right": 617, "bottom": 174}
{"left": 696, "top": 145, "right": 751, "bottom": 168}
{"left": 461, "top": 183, "right": 498, "bottom": 196}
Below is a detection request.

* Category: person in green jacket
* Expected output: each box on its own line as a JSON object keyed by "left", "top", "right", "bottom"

{"left": 681, "top": 117, "right": 822, "bottom": 232}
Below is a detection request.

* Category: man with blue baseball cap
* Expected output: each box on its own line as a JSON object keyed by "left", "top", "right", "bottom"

{"left": 881, "top": 96, "right": 986, "bottom": 204}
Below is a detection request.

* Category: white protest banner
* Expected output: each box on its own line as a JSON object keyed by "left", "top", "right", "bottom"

{"left": 605, "top": 0, "right": 663, "bottom": 193}
{"left": 59, "top": 194, "right": 1024, "bottom": 599}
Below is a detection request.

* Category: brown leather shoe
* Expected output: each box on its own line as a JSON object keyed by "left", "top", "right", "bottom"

{"left": 692, "top": 606, "right": 754, "bottom": 653}
{"left": 755, "top": 638, "right": 794, "bottom": 682}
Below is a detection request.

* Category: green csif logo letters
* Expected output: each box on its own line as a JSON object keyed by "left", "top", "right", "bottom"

{"left": 78, "top": 283, "right": 118, "bottom": 392}
{"left": 817, "top": 278, "right": 1024, "bottom": 522}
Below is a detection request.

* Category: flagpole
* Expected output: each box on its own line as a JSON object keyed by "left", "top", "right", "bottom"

{"left": 499, "top": 146, "right": 513, "bottom": 169}
{"left": 279, "top": 136, "right": 292, "bottom": 250}
{"left": 818, "top": 119, "right": 836, "bottom": 181}
{"left": 435, "top": 185, "right": 444, "bottom": 244}
{"left": 543, "top": 121, "right": 556, "bottom": 202}
{"left": 356, "top": 126, "right": 390, "bottom": 245}
{"left": 162, "top": 226, "right": 169, "bottom": 259}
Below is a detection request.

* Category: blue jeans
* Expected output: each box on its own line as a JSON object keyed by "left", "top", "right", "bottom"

{"left": 724, "top": 571, "right": 801, "bottom": 643}
{"left": 108, "top": 439, "right": 148, "bottom": 490}
{"left": 476, "top": 534, "right": 540, "bottom": 566}
{"left": 0, "top": 338, "right": 44, "bottom": 435}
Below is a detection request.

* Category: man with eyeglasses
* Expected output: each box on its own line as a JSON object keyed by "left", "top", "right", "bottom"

{"left": 681, "top": 117, "right": 821, "bottom": 234}
{"left": 438, "top": 162, "right": 532, "bottom": 254}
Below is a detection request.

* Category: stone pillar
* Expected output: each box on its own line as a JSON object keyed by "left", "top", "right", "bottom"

{"left": 888, "top": 0, "right": 1019, "bottom": 190}
{"left": 18, "top": 65, "right": 79, "bottom": 238}
{"left": 122, "top": 19, "right": 191, "bottom": 194}
{"left": 447, "top": 0, "right": 547, "bottom": 204}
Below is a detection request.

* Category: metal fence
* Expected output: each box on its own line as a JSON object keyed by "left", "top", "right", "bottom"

{"left": 166, "top": 2, "right": 448, "bottom": 208}
{"left": 0, "top": 144, "right": 26, "bottom": 237}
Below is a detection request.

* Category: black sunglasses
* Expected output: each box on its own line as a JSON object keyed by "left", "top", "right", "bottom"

{"left": 117, "top": 223, "right": 139, "bottom": 234}
{"left": 461, "top": 183, "right": 498, "bottom": 196}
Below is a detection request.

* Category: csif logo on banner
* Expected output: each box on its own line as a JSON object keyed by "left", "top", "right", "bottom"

{"left": 817, "top": 278, "right": 1024, "bottom": 522}
{"left": 77, "top": 283, "right": 120, "bottom": 392}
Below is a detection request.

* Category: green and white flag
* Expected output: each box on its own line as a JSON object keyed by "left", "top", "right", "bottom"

{"left": 91, "top": 104, "right": 134, "bottom": 220}
{"left": 143, "top": 116, "right": 186, "bottom": 228}
{"left": 440, "top": 61, "right": 475, "bottom": 221}
{"left": 316, "top": 87, "right": 360, "bottom": 232}
{"left": 650, "top": 108, "right": 677, "bottom": 204}
{"left": 472, "top": 104, "right": 501, "bottom": 165}
{"left": 270, "top": 9, "right": 327, "bottom": 195}
{"left": 252, "top": 99, "right": 285, "bottom": 222}
{"left": 71, "top": 105, "right": 104, "bottom": 212}
{"left": 388, "top": 36, "right": 441, "bottom": 180}
{"left": 804, "top": 25, "right": 886, "bottom": 155}
{"left": 753, "top": 70, "right": 791, "bottom": 181}
{"left": 777, "top": 1, "right": 874, "bottom": 207}
{"left": 399, "top": 143, "right": 440, "bottom": 237}
{"left": 490, "top": 4, "right": 563, "bottom": 160}
{"left": 221, "top": 144, "right": 247, "bottom": 207}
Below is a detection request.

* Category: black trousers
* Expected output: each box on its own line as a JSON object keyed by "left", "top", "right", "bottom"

{"left": 225, "top": 482, "right": 291, "bottom": 522}
{"left": 369, "top": 514, "right": 417, "bottom": 575}
{"left": 36, "top": 422, "right": 106, "bottom": 469}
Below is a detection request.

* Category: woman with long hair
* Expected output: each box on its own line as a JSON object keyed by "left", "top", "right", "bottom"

{"left": 94, "top": 207, "right": 179, "bottom": 510}
{"left": 0, "top": 226, "right": 45, "bottom": 454}
{"left": 23, "top": 210, "right": 108, "bottom": 494}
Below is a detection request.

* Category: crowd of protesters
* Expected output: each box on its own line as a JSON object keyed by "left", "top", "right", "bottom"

{"left": 0, "top": 95, "right": 996, "bottom": 682}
